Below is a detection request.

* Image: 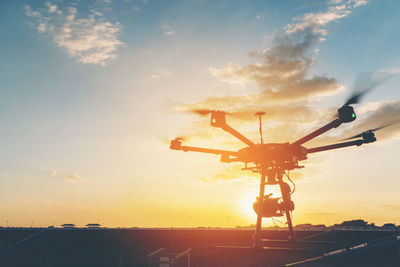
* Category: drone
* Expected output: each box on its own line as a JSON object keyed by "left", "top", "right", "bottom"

{"left": 169, "top": 76, "right": 397, "bottom": 249}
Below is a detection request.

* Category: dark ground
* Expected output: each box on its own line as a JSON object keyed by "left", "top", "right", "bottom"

{"left": 0, "top": 228, "right": 399, "bottom": 267}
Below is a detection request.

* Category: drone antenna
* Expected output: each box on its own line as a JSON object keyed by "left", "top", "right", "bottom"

{"left": 255, "top": 112, "right": 266, "bottom": 144}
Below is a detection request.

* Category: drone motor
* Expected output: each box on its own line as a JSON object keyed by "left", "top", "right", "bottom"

{"left": 362, "top": 131, "right": 376, "bottom": 143}
{"left": 210, "top": 111, "right": 226, "bottom": 127}
{"left": 338, "top": 105, "right": 356, "bottom": 123}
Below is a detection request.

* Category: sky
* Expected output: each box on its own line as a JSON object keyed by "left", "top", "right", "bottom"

{"left": 0, "top": 0, "right": 400, "bottom": 228}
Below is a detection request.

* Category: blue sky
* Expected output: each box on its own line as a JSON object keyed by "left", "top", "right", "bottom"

{"left": 0, "top": 0, "right": 399, "bottom": 227}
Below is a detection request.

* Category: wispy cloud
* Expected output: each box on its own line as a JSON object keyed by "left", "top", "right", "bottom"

{"left": 200, "top": 165, "right": 258, "bottom": 183}
{"left": 376, "top": 204, "right": 400, "bottom": 211}
{"left": 46, "top": 2, "right": 60, "bottom": 14}
{"left": 148, "top": 70, "right": 171, "bottom": 79}
{"left": 38, "top": 166, "right": 84, "bottom": 182}
{"left": 37, "top": 167, "right": 85, "bottom": 182}
{"left": 285, "top": 0, "right": 367, "bottom": 35}
{"left": 164, "top": 31, "right": 177, "bottom": 36}
{"left": 161, "top": 24, "right": 177, "bottom": 36}
{"left": 199, "top": 162, "right": 304, "bottom": 183}
{"left": 176, "top": 0, "right": 369, "bottom": 121}
{"left": 203, "top": 1, "right": 370, "bottom": 104}
{"left": 175, "top": 1, "right": 369, "bottom": 125}
{"left": 24, "top": 2, "right": 124, "bottom": 66}
{"left": 67, "top": 173, "right": 83, "bottom": 181}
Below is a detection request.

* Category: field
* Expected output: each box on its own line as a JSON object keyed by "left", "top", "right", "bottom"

{"left": 0, "top": 228, "right": 399, "bottom": 267}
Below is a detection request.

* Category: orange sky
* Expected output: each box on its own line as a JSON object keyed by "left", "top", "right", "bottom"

{"left": 1, "top": 0, "right": 400, "bottom": 228}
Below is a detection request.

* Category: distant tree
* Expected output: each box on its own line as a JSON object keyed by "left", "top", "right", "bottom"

{"left": 86, "top": 223, "right": 101, "bottom": 229}
{"left": 339, "top": 219, "right": 368, "bottom": 227}
{"left": 61, "top": 223, "right": 76, "bottom": 228}
{"left": 382, "top": 223, "right": 396, "bottom": 228}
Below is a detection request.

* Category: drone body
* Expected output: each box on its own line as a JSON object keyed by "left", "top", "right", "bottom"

{"left": 171, "top": 104, "right": 372, "bottom": 172}
{"left": 170, "top": 102, "right": 390, "bottom": 247}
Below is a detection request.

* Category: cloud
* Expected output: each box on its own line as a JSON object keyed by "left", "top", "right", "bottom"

{"left": 24, "top": 5, "right": 42, "bottom": 18}
{"left": 376, "top": 204, "right": 400, "bottom": 211}
{"left": 42, "top": 168, "right": 84, "bottom": 182}
{"left": 285, "top": 0, "right": 368, "bottom": 35}
{"left": 199, "top": 161, "right": 304, "bottom": 184}
{"left": 164, "top": 31, "right": 177, "bottom": 36}
{"left": 200, "top": 165, "right": 258, "bottom": 183}
{"left": 174, "top": 1, "right": 368, "bottom": 122}
{"left": 177, "top": 101, "right": 318, "bottom": 123}
{"left": 68, "top": 173, "right": 83, "bottom": 181}
{"left": 24, "top": 2, "right": 123, "bottom": 66}
{"left": 46, "top": 2, "right": 60, "bottom": 14}
{"left": 207, "top": 33, "right": 342, "bottom": 105}
{"left": 173, "top": 0, "right": 368, "bottom": 131}
{"left": 161, "top": 24, "right": 177, "bottom": 36}
{"left": 200, "top": 0, "right": 368, "bottom": 104}
{"left": 148, "top": 70, "right": 171, "bottom": 79}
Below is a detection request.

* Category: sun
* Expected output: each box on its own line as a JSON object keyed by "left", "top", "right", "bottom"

{"left": 236, "top": 185, "right": 284, "bottom": 223}
{"left": 236, "top": 189, "right": 257, "bottom": 222}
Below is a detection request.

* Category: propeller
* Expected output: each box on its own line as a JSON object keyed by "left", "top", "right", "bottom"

{"left": 343, "top": 71, "right": 394, "bottom": 106}
{"left": 341, "top": 120, "right": 400, "bottom": 141}
{"left": 160, "top": 136, "right": 188, "bottom": 144}
{"left": 189, "top": 108, "right": 247, "bottom": 118}
{"left": 191, "top": 109, "right": 214, "bottom": 116}
{"left": 330, "top": 71, "right": 396, "bottom": 120}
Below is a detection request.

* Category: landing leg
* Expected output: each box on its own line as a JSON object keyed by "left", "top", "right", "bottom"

{"left": 284, "top": 210, "right": 295, "bottom": 240}
{"left": 279, "top": 181, "right": 295, "bottom": 240}
{"left": 254, "top": 172, "right": 266, "bottom": 248}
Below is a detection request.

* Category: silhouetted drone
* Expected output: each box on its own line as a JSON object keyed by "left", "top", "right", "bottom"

{"left": 170, "top": 73, "right": 398, "bottom": 248}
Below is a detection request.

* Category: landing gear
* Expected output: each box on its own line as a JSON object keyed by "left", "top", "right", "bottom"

{"left": 253, "top": 169, "right": 295, "bottom": 248}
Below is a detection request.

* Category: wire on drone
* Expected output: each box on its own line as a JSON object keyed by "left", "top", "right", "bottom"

{"left": 284, "top": 171, "right": 296, "bottom": 195}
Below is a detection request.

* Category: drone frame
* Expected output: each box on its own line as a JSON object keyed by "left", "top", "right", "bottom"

{"left": 170, "top": 105, "right": 378, "bottom": 249}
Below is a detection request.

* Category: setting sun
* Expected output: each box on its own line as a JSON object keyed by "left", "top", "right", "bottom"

{"left": 236, "top": 184, "right": 285, "bottom": 224}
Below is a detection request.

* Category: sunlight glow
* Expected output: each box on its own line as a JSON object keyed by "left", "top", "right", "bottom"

{"left": 236, "top": 184, "right": 283, "bottom": 222}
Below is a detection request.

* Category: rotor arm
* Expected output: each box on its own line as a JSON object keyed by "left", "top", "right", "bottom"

{"left": 170, "top": 138, "right": 239, "bottom": 159}
{"left": 208, "top": 111, "right": 256, "bottom": 147}
{"left": 180, "top": 145, "right": 239, "bottom": 156}
{"left": 291, "top": 119, "right": 342, "bottom": 146}
{"left": 221, "top": 124, "right": 256, "bottom": 147}
{"left": 306, "top": 139, "right": 366, "bottom": 154}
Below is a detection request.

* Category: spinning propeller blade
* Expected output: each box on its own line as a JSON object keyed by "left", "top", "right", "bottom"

{"left": 341, "top": 120, "right": 400, "bottom": 140}
{"left": 160, "top": 136, "right": 188, "bottom": 144}
{"left": 192, "top": 109, "right": 214, "bottom": 116}
{"left": 330, "top": 71, "right": 395, "bottom": 120}
{"left": 343, "top": 71, "right": 394, "bottom": 106}
{"left": 189, "top": 108, "right": 244, "bottom": 117}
